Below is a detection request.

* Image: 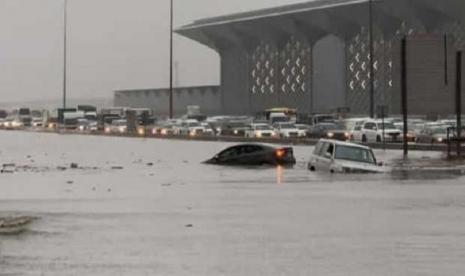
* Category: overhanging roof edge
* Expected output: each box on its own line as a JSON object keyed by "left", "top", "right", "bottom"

{"left": 176, "top": 0, "right": 368, "bottom": 32}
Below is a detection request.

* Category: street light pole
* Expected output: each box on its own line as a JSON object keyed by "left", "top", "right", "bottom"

{"left": 368, "top": 0, "right": 375, "bottom": 118}
{"left": 63, "top": 0, "right": 68, "bottom": 110}
{"left": 169, "top": 0, "right": 174, "bottom": 119}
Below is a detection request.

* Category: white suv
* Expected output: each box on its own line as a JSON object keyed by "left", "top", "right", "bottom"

{"left": 359, "top": 120, "right": 401, "bottom": 143}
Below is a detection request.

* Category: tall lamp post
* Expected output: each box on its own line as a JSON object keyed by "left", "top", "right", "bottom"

{"left": 368, "top": 0, "right": 375, "bottom": 118}
{"left": 63, "top": 0, "right": 68, "bottom": 110}
{"left": 169, "top": 0, "right": 174, "bottom": 119}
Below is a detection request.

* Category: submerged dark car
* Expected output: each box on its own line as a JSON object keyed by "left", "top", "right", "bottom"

{"left": 205, "top": 144, "right": 296, "bottom": 166}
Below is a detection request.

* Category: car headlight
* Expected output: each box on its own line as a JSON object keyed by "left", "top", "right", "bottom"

{"left": 234, "top": 130, "right": 239, "bottom": 135}
{"left": 344, "top": 132, "right": 350, "bottom": 138}
{"left": 256, "top": 132, "right": 262, "bottom": 138}
{"left": 104, "top": 127, "right": 111, "bottom": 133}
{"left": 161, "top": 129, "right": 168, "bottom": 135}
{"left": 327, "top": 132, "right": 334, "bottom": 138}
{"left": 436, "top": 137, "right": 444, "bottom": 143}
{"left": 137, "top": 128, "right": 145, "bottom": 135}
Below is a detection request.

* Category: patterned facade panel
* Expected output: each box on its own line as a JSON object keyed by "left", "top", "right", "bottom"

{"left": 249, "top": 37, "right": 312, "bottom": 113}
{"left": 249, "top": 41, "right": 279, "bottom": 111}
{"left": 250, "top": 41, "right": 278, "bottom": 96}
{"left": 278, "top": 36, "right": 312, "bottom": 111}
{"left": 346, "top": 21, "right": 424, "bottom": 115}
{"left": 346, "top": 27, "right": 382, "bottom": 114}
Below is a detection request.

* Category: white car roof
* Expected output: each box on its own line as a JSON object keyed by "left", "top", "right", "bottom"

{"left": 318, "top": 139, "right": 372, "bottom": 150}
{"left": 363, "top": 119, "right": 394, "bottom": 124}
{"left": 344, "top": 117, "right": 370, "bottom": 122}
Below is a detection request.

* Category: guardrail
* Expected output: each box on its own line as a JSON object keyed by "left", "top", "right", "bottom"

{"left": 3, "top": 127, "right": 464, "bottom": 152}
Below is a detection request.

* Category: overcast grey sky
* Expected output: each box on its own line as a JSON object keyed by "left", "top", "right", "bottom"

{"left": 0, "top": 0, "right": 306, "bottom": 103}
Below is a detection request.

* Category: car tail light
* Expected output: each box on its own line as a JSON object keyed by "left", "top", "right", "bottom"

{"left": 276, "top": 149, "right": 286, "bottom": 158}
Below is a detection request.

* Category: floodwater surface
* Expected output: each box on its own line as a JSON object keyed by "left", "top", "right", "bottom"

{"left": 1, "top": 131, "right": 465, "bottom": 276}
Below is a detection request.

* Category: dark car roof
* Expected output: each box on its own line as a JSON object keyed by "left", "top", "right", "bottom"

{"left": 222, "top": 143, "right": 275, "bottom": 150}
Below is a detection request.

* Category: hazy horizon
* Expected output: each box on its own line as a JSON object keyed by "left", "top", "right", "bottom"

{"left": 0, "top": 0, "right": 307, "bottom": 104}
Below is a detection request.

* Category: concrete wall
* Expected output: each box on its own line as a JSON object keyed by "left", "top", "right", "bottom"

{"left": 221, "top": 48, "right": 250, "bottom": 115}
{"left": 313, "top": 35, "right": 347, "bottom": 113}
{"left": 114, "top": 86, "right": 221, "bottom": 116}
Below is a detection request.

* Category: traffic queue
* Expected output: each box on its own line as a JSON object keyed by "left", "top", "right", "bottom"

{"left": 0, "top": 106, "right": 464, "bottom": 145}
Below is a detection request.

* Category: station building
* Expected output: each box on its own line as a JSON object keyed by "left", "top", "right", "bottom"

{"left": 176, "top": 0, "right": 465, "bottom": 117}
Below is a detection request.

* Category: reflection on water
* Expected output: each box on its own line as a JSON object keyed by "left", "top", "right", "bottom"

{"left": 276, "top": 165, "right": 283, "bottom": 184}
{"left": 391, "top": 168, "right": 465, "bottom": 181}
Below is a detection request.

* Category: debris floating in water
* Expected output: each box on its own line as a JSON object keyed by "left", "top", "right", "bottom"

{"left": 0, "top": 216, "right": 36, "bottom": 235}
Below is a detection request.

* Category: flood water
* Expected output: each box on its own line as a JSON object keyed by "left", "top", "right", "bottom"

{"left": 1, "top": 131, "right": 465, "bottom": 275}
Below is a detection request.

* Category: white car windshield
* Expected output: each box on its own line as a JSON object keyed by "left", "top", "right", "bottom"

{"left": 188, "top": 122, "right": 200, "bottom": 127}
{"left": 255, "top": 125, "right": 271, "bottom": 130}
{"left": 114, "top": 121, "right": 126, "bottom": 126}
{"left": 279, "top": 123, "right": 296, "bottom": 129}
{"left": 335, "top": 145, "right": 376, "bottom": 164}
{"left": 378, "top": 122, "right": 397, "bottom": 130}
{"left": 432, "top": 127, "right": 447, "bottom": 134}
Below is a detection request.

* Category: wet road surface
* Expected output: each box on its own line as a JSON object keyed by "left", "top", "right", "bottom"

{"left": 1, "top": 131, "right": 465, "bottom": 275}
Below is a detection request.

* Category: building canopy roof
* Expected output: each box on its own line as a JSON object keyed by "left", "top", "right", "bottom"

{"left": 176, "top": 0, "right": 465, "bottom": 51}
{"left": 178, "top": 0, "right": 366, "bottom": 31}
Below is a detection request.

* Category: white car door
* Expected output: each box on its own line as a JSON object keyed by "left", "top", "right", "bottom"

{"left": 363, "top": 122, "right": 377, "bottom": 142}
{"left": 352, "top": 125, "right": 363, "bottom": 142}
{"left": 315, "top": 142, "right": 334, "bottom": 171}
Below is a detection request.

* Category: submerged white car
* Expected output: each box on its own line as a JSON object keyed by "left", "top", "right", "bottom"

{"left": 308, "top": 139, "right": 387, "bottom": 173}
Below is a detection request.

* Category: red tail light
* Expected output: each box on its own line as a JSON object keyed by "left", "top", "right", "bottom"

{"left": 276, "top": 149, "right": 286, "bottom": 158}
